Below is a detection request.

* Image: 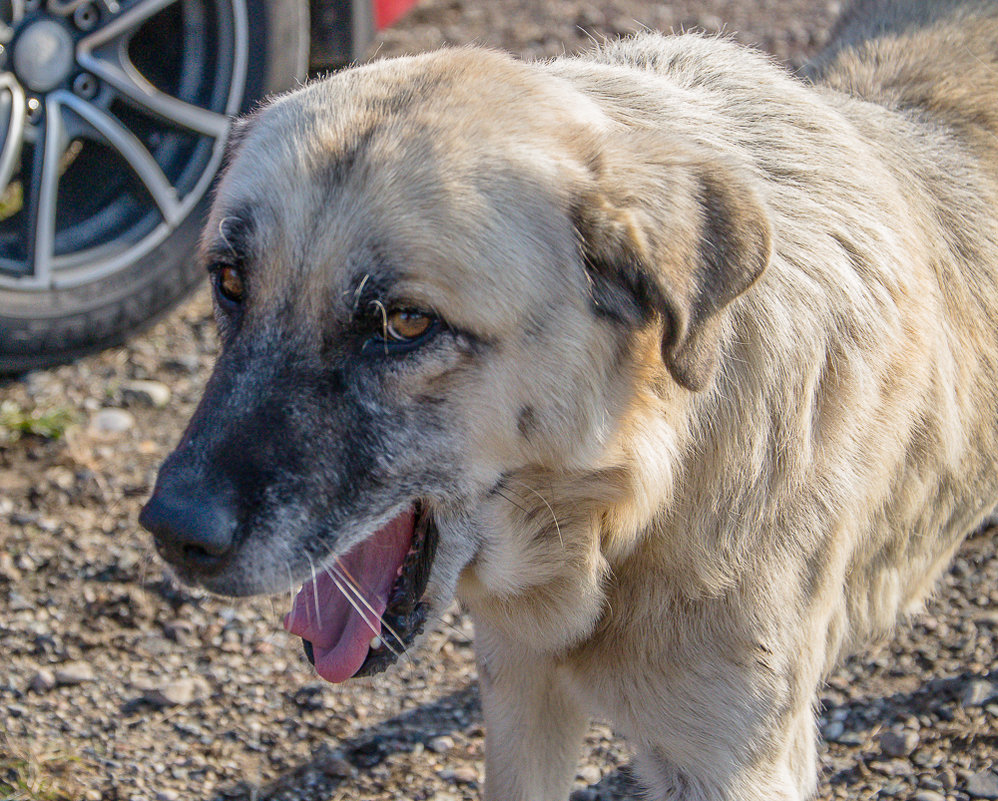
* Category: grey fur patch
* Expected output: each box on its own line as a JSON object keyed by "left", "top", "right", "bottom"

{"left": 517, "top": 405, "right": 538, "bottom": 440}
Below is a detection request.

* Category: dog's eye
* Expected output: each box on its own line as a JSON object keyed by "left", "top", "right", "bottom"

{"left": 213, "top": 266, "right": 245, "bottom": 306}
{"left": 385, "top": 309, "right": 434, "bottom": 342}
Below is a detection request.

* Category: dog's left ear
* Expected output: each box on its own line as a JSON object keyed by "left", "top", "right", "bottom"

{"left": 574, "top": 134, "right": 772, "bottom": 391}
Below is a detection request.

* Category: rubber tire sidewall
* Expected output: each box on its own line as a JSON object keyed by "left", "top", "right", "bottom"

{"left": 0, "top": 0, "right": 309, "bottom": 374}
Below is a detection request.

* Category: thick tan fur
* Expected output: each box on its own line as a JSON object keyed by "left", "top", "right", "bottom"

{"left": 194, "top": 2, "right": 998, "bottom": 799}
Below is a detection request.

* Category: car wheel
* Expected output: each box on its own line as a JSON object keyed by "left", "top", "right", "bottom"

{"left": 0, "top": 0, "right": 308, "bottom": 373}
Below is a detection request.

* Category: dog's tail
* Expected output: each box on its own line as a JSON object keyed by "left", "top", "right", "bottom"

{"left": 806, "top": 1, "right": 998, "bottom": 151}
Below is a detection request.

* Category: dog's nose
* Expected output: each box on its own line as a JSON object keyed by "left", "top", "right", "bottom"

{"left": 140, "top": 484, "right": 238, "bottom": 574}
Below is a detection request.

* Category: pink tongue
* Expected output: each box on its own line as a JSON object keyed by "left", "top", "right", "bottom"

{"left": 283, "top": 508, "right": 415, "bottom": 683}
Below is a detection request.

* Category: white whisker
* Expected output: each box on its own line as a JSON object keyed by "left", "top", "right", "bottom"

{"left": 508, "top": 478, "right": 565, "bottom": 549}
{"left": 326, "top": 560, "right": 382, "bottom": 628}
{"left": 326, "top": 569, "right": 387, "bottom": 647}
{"left": 285, "top": 562, "right": 296, "bottom": 611}
{"left": 326, "top": 561, "right": 407, "bottom": 662}
{"left": 352, "top": 273, "right": 370, "bottom": 310}
{"left": 304, "top": 553, "right": 322, "bottom": 627}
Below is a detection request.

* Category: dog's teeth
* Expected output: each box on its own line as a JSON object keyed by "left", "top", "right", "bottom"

{"left": 369, "top": 635, "right": 382, "bottom": 651}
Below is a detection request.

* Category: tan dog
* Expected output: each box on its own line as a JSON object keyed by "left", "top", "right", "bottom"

{"left": 140, "top": 1, "right": 998, "bottom": 798}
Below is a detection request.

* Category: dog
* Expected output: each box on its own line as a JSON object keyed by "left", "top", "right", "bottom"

{"left": 140, "top": 1, "right": 998, "bottom": 798}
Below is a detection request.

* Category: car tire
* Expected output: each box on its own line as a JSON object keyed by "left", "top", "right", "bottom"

{"left": 0, "top": 0, "right": 309, "bottom": 373}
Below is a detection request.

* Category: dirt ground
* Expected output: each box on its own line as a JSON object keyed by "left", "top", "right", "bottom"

{"left": 1, "top": 0, "right": 997, "bottom": 800}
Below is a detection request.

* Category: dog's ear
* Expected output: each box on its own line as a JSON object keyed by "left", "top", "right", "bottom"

{"left": 574, "top": 134, "right": 772, "bottom": 391}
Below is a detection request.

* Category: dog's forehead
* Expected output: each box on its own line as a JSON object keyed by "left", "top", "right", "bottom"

{"left": 204, "top": 50, "right": 603, "bottom": 331}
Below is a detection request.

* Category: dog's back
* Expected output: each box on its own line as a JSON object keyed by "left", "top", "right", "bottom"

{"left": 810, "top": 2, "right": 998, "bottom": 157}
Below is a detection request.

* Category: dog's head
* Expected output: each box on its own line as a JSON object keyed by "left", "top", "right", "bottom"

{"left": 140, "top": 48, "right": 770, "bottom": 680}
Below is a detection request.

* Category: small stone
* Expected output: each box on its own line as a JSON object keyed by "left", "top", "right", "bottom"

{"left": 440, "top": 766, "right": 478, "bottom": 784}
{"left": 141, "top": 678, "right": 205, "bottom": 707}
{"left": 90, "top": 408, "right": 135, "bottom": 435}
{"left": 0, "top": 552, "right": 22, "bottom": 583}
{"left": 121, "top": 380, "right": 172, "bottom": 408}
{"left": 967, "top": 771, "right": 998, "bottom": 800}
{"left": 914, "top": 791, "right": 945, "bottom": 801}
{"left": 163, "top": 354, "right": 200, "bottom": 373}
{"left": 55, "top": 662, "right": 96, "bottom": 685}
{"left": 317, "top": 753, "right": 355, "bottom": 779}
{"left": 941, "top": 769, "right": 958, "bottom": 791}
{"left": 872, "top": 759, "right": 914, "bottom": 777}
{"left": 879, "top": 728, "right": 919, "bottom": 758}
{"left": 84, "top": 790, "right": 102, "bottom": 801}
{"left": 428, "top": 735, "right": 455, "bottom": 753}
{"left": 822, "top": 720, "right": 845, "bottom": 741}
{"left": 962, "top": 679, "right": 997, "bottom": 707}
{"left": 29, "top": 668, "right": 56, "bottom": 692}
{"left": 155, "top": 792, "right": 179, "bottom": 801}
{"left": 8, "top": 591, "right": 32, "bottom": 611}
{"left": 577, "top": 764, "right": 602, "bottom": 785}
{"left": 311, "top": 744, "right": 355, "bottom": 779}
{"left": 697, "top": 13, "right": 723, "bottom": 30}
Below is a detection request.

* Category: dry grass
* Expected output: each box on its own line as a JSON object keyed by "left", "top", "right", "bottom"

{"left": 0, "top": 732, "right": 96, "bottom": 801}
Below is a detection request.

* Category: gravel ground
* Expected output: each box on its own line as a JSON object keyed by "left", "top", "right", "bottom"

{"left": 2, "top": 0, "right": 997, "bottom": 799}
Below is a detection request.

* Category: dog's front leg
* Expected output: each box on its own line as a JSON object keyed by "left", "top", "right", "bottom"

{"left": 474, "top": 621, "right": 588, "bottom": 801}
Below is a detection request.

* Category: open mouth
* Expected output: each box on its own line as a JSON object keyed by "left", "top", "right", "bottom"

{"left": 283, "top": 504, "right": 437, "bottom": 682}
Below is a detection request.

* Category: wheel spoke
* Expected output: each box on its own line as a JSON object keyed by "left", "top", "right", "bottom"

{"left": 76, "top": 0, "right": 179, "bottom": 49}
{"left": 26, "top": 95, "right": 66, "bottom": 286}
{"left": 76, "top": 47, "right": 231, "bottom": 138}
{"left": 0, "top": 74, "right": 25, "bottom": 191}
{"left": 3, "top": 0, "right": 26, "bottom": 31}
{"left": 57, "top": 90, "right": 183, "bottom": 225}
{"left": 47, "top": 0, "right": 90, "bottom": 16}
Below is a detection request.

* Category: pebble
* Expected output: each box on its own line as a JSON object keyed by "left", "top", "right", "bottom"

{"left": 440, "top": 766, "right": 479, "bottom": 784}
{"left": 967, "top": 771, "right": 998, "bottom": 800}
{"left": 0, "top": 552, "right": 22, "bottom": 583}
{"left": 317, "top": 752, "right": 355, "bottom": 779}
{"left": 90, "top": 408, "right": 135, "bottom": 434}
{"left": 54, "top": 662, "right": 96, "bottom": 685}
{"left": 697, "top": 13, "right": 724, "bottom": 30}
{"left": 879, "top": 728, "right": 919, "bottom": 758}
{"left": 822, "top": 720, "right": 845, "bottom": 741}
{"left": 962, "top": 679, "right": 997, "bottom": 707}
{"left": 163, "top": 354, "right": 200, "bottom": 373}
{"left": 577, "top": 764, "right": 602, "bottom": 785}
{"left": 121, "top": 380, "right": 172, "bottom": 408}
{"left": 140, "top": 678, "right": 206, "bottom": 707}
{"left": 428, "top": 735, "right": 455, "bottom": 753}
{"left": 914, "top": 792, "right": 946, "bottom": 801}
{"left": 29, "top": 668, "right": 56, "bottom": 692}
{"left": 312, "top": 743, "right": 357, "bottom": 779}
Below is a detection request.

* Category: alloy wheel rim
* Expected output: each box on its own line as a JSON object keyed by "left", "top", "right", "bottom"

{"left": 0, "top": 0, "right": 248, "bottom": 294}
